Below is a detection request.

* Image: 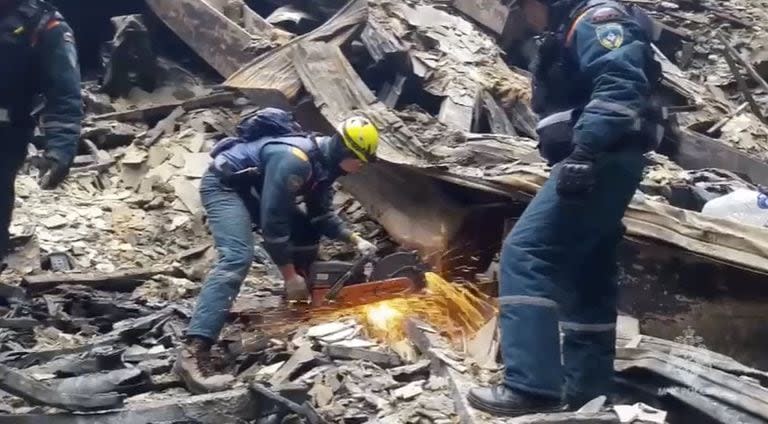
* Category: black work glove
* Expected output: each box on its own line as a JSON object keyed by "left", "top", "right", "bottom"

{"left": 556, "top": 147, "right": 596, "bottom": 196}
{"left": 30, "top": 154, "right": 70, "bottom": 190}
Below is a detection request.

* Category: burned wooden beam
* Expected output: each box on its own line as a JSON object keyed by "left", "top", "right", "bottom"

{"left": 616, "top": 348, "right": 768, "bottom": 420}
{"left": 666, "top": 126, "right": 768, "bottom": 186}
{"left": 662, "top": 386, "right": 766, "bottom": 424}
{"left": 716, "top": 32, "right": 766, "bottom": 123}
{"left": 89, "top": 92, "right": 236, "bottom": 123}
{"left": 21, "top": 267, "right": 172, "bottom": 295}
{"left": 0, "top": 318, "right": 41, "bottom": 330}
{"left": 621, "top": 335, "right": 768, "bottom": 383}
{"left": 145, "top": 0, "right": 255, "bottom": 77}
{"left": 224, "top": 0, "right": 368, "bottom": 98}
{"left": 0, "top": 363, "right": 125, "bottom": 411}
{"left": 0, "top": 388, "right": 260, "bottom": 424}
{"left": 290, "top": 41, "right": 430, "bottom": 159}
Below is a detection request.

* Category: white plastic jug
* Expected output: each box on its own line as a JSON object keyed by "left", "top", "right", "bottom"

{"left": 701, "top": 188, "right": 768, "bottom": 228}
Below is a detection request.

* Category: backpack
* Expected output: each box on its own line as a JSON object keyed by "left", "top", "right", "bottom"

{"left": 210, "top": 107, "right": 304, "bottom": 158}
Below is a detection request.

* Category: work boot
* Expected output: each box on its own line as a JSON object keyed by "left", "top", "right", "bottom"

{"left": 284, "top": 273, "right": 310, "bottom": 302}
{"left": 173, "top": 337, "right": 234, "bottom": 394}
{"left": 467, "top": 385, "right": 563, "bottom": 417}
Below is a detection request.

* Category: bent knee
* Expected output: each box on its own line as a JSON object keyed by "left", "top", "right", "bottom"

{"left": 216, "top": 245, "right": 255, "bottom": 276}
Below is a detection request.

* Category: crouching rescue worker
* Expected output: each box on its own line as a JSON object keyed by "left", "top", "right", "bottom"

{"left": 0, "top": 0, "right": 82, "bottom": 260}
{"left": 468, "top": 0, "right": 664, "bottom": 416}
{"left": 175, "top": 108, "right": 380, "bottom": 393}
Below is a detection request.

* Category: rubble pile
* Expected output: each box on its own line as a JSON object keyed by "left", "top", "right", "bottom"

{"left": 1, "top": 0, "right": 768, "bottom": 422}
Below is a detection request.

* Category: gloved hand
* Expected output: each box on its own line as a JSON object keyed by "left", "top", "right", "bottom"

{"left": 556, "top": 147, "right": 596, "bottom": 196}
{"left": 284, "top": 273, "right": 310, "bottom": 302}
{"left": 351, "top": 233, "right": 377, "bottom": 257}
{"left": 29, "top": 154, "right": 70, "bottom": 190}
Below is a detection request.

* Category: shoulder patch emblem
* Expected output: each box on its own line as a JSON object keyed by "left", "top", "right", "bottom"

{"left": 290, "top": 147, "right": 308, "bottom": 162}
{"left": 590, "top": 7, "right": 623, "bottom": 23}
{"left": 595, "top": 23, "right": 624, "bottom": 50}
{"left": 63, "top": 31, "right": 75, "bottom": 44}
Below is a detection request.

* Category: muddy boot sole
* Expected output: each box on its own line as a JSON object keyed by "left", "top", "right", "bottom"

{"left": 173, "top": 355, "right": 234, "bottom": 395}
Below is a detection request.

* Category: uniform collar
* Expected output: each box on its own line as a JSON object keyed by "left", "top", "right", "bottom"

{"left": 317, "top": 135, "right": 346, "bottom": 179}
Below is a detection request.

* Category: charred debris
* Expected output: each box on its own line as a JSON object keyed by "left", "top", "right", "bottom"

{"left": 2, "top": 0, "right": 768, "bottom": 423}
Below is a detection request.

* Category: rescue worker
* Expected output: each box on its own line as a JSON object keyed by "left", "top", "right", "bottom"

{"left": 174, "top": 109, "right": 380, "bottom": 393}
{"left": 0, "top": 0, "right": 82, "bottom": 261}
{"left": 467, "top": 0, "right": 662, "bottom": 415}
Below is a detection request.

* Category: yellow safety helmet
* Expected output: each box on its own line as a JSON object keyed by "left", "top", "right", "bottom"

{"left": 337, "top": 116, "right": 379, "bottom": 162}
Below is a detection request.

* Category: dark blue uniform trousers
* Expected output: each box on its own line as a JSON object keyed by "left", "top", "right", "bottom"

{"left": 499, "top": 149, "right": 645, "bottom": 404}
{"left": 0, "top": 128, "right": 33, "bottom": 259}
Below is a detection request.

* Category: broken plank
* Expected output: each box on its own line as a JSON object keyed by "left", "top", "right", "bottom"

{"left": 0, "top": 388, "right": 259, "bottom": 424}
{"left": 224, "top": 0, "right": 367, "bottom": 98}
{"left": 141, "top": 106, "right": 185, "bottom": 147}
{"left": 290, "top": 41, "right": 430, "bottom": 160}
{"left": 146, "top": 0, "right": 254, "bottom": 77}
{"left": 616, "top": 348, "right": 768, "bottom": 420}
{"left": 475, "top": 91, "right": 517, "bottom": 135}
{"left": 439, "top": 96, "right": 477, "bottom": 132}
{"left": 506, "top": 412, "right": 620, "bottom": 423}
{"left": 269, "top": 344, "right": 318, "bottom": 386}
{"left": 663, "top": 386, "right": 766, "bottom": 424}
{"left": 21, "top": 267, "right": 171, "bottom": 294}
{"left": 716, "top": 32, "right": 766, "bottom": 123}
{"left": 0, "top": 363, "right": 124, "bottom": 411}
{"left": 389, "top": 359, "right": 431, "bottom": 381}
{"left": 707, "top": 102, "right": 749, "bottom": 134}
{"left": 0, "top": 318, "right": 41, "bottom": 330}
{"left": 710, "top": 9, "right": 752, "bottom": 28}
{"left": 89, "top": 92, "right": 236, "bottom": 123}
{"left": 624, "top": 335, "right": 768, "bottom": 382}
{"left": 324, "top": 345, "right": 402, "bottom": 367}
{"left": 669, "top": 127, "right": 768, "bottom": 186}
{"left": 361, "top": 20, "right": 408, "bottom": 64}
{"left": 717, "top": 30, "right": 768, "bottom": 94}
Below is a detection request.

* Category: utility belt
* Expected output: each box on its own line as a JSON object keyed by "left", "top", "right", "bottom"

{"left": 535, "top": 103, "right": 667, "bottom": 164}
